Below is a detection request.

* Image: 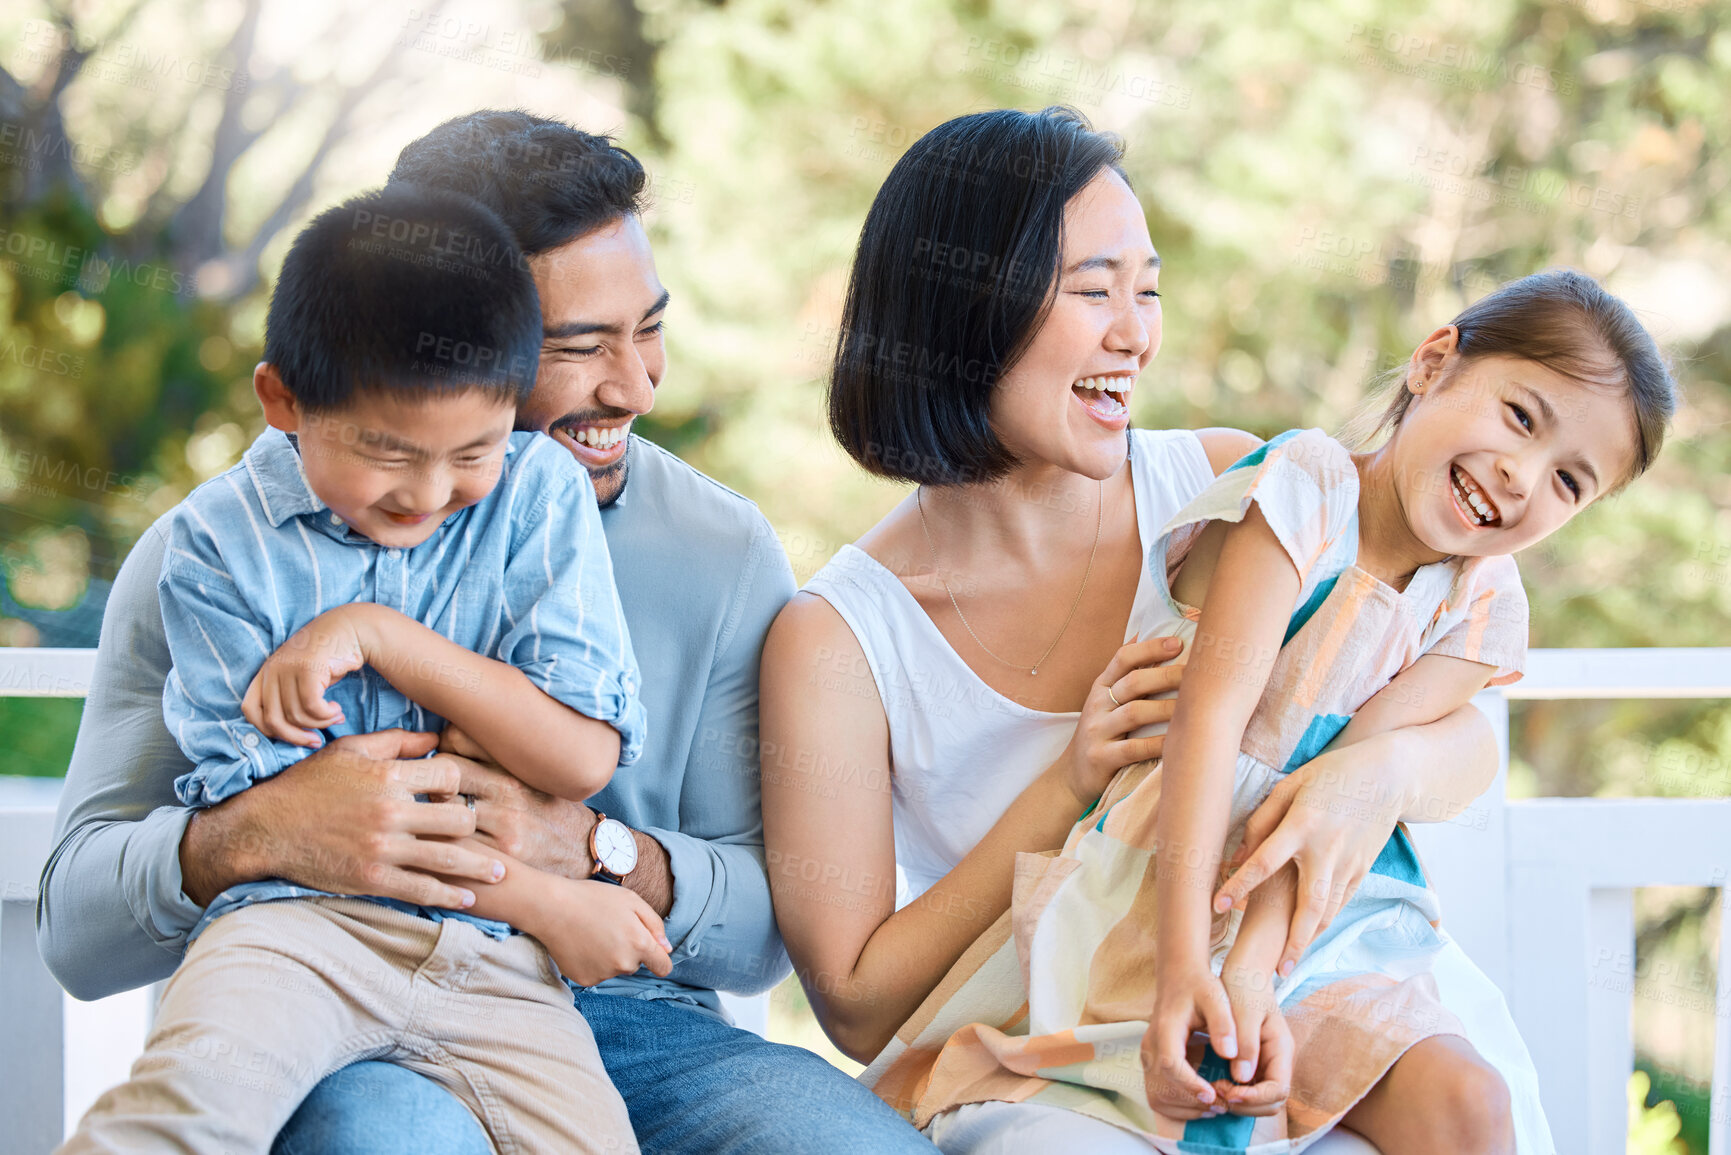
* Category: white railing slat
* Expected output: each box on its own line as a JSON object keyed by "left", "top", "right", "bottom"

{"left": 2, "top": 643, "right": 1729, "bottom": 1151}
{"left": 0, "top": 648, "right": 96, "bottom": 697}
{"left": 1586, "top": 887, "right": 1635, "bottom": 1155}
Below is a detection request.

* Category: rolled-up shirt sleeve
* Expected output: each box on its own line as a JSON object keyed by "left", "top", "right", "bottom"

{"left": 36, "top": 524, "right": 206, "bottom": 1000}
{"left": 651, "top": 517, "right": 796, "bottom": 996}
{"left": 497, "top": 441, "right": 647, "bottom": 766}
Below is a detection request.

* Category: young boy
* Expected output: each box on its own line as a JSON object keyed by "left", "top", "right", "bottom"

{"left": 61, "top": 185, "right": 663, "bottom": 1154}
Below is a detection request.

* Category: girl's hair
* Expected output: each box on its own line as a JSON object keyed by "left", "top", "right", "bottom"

{"left": 1353, "top": 269, "right": 1677, "bottom": 486}
{"left": 827, "top": 106, "right": 1127, "bottom": 486}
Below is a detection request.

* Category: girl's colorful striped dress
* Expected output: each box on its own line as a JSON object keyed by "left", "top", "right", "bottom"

{"left": 863, "top": 429, "right": 1534, "bottom": 1152}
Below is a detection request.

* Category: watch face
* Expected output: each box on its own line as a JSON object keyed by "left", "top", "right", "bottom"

{"left": 595, "top": 818, "right": 638, "bottom": 875}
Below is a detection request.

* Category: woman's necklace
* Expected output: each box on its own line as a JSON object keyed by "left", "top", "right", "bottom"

{"left": 915, "top": 479, "right": 1104, "bottom": 677}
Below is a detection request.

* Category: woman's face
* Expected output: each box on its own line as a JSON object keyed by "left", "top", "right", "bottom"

{"left": 989, "top": 168, "right": 1162, "bottom": 481}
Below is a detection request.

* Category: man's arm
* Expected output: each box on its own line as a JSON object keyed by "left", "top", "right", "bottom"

{"left": 458, "top": 516, "right": 796, "bottom": 995}
{"left": 38, "top": 526, "right": 503, "bottom": 1001}
{"left": 36, "top": 526, "right": 204, "bottom": 998}
{"left": 640, "top": 522, "right": 795, "bottom": 995}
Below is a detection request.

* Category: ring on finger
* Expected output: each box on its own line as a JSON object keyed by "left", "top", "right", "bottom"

{"left": 1107, "top": 684, "right": 1123, "bottom": 709}
{"left": 460, "top": 793, "right": 477, "bottom": 812}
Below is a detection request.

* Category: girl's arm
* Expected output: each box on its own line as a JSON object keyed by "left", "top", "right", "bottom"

{"left": 243, "top": 603, "right": 620, "bottom": 800}
{"left": 760, "top": 593, "right": 1185, "bottom": 1063}
{"left": 1146, "top": 506, "right": 1301, "bottom": 1108}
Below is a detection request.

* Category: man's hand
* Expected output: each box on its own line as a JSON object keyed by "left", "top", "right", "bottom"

{"left": 453, "top": 753, "right": 597, "bottom": 880}
{"left": 179, "top": 729, "right": 505, "bottom": 911}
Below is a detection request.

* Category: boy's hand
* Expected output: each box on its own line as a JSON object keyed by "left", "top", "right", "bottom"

{"left": 1143, "top": 960, "right": 1239, "bottom": 1118}
{"left": 1215, "top": 960, "right": 1294, "bottom": 1115}
{"left": 438, "top": 723, "right": 494, "bottom": 764}
{"left": 243, "top": 606, "right": 372, "bottom": 747}
{"left": 534, "top": 878, "right": 674, "bottom": 987}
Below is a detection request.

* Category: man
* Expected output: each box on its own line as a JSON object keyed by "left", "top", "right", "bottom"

{"left": 38, "top": 110, "right": 935, "bottom": 1154}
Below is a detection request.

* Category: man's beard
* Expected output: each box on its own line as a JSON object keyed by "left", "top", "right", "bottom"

{"left": 592, "top": 455, "right": 629, "bottom": 507}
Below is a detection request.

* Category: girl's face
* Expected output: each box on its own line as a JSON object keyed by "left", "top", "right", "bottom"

{"left": 1387, "top": 336, "right": 1641, "bottom": 558}
{"left": 988, "top": 168, "right": 1163, "bottom": 480}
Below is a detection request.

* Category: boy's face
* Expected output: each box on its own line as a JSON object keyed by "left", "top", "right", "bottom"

{"left": 255, "top": 366, "right": 516, "bottom": 549}
{"left": 514, "top": 214, "right": 667, "bottom": 507}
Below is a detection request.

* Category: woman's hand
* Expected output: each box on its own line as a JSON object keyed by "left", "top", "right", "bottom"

{"left": 1212, "top": 733, "right": 1405, "bottom": 975}
{"left": 1058, "top": 635, "right": 1187, "bottom": 807}
{"left": 242, "top": 605, "right": 378, "bottom": 747}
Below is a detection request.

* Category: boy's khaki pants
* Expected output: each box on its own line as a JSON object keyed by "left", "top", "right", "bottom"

{"left": 59, "top": 896, "right": 638, "bottom": 1155}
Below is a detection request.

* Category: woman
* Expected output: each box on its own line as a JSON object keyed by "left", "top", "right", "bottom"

{"left": 761, "top": 108, "right": 1551, "bottom": 1152}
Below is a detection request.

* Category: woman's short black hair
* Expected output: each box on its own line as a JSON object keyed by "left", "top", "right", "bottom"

{"left": 388, "top": 109, "right": 648, "bottom": 256}
{"left": 263, "top": 184, "right": 541, "bottom": 412}
{"left": 828, "top": 106, "right": 1127, "bottom": 486}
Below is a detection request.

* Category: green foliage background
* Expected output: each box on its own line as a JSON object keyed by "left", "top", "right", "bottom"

{"left": 2, "top": 0, "right": 1727, "bottom": 1139}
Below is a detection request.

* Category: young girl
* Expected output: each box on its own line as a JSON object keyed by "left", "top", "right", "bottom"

{"left": 863, "top": 269, "right": 1675, "bottom": 1153}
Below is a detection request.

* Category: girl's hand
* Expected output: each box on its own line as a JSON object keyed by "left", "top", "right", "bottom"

{"left": 1059, "top": 635, "right": 1186, "bottom": 806}
{"left": 534, "top": 878, "right": 673, "bottom": 987}
{"left": 1215, "top": 960, "right": 1294, "bottom": 1115}
{"left": 242, "top": 606, "right": 376, "bottom": 747}
{"left": 1142, "top": 959, "right": 1239, "bottom": 1118}
{"left": 1212, "top": 736, "right": 1404, "bottom": 975}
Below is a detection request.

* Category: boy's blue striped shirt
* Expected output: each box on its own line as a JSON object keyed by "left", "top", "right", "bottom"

{"left": 159, "top": 427, "right": 646, "bottom": 940}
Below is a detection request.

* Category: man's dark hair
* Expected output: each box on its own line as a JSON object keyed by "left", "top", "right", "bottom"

{"left": 263, "top": 184, "right": 541, "bottom": 412}
{"left": 388, "top": 110, "right": 648, "bottom": 255}
{"left": 828, "top": 106, "right": 1127, "bottom": 486}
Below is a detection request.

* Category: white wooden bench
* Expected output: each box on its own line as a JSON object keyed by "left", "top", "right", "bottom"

{"left": 2, "top": 645, "right": 1728, "bottom": 1152}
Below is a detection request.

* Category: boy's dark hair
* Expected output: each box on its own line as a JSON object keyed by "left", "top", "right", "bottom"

{"left": 828, "top": 107, "right": 1128, "bottom": 486}
{"left": 388, "top": 110, "right": 648, "bottom": 256}
{"left": 264, "top": 184, "right": 541, "bottom": 412}
{"left": 1371, "top": 268, "right": 1677, "bottom": 485}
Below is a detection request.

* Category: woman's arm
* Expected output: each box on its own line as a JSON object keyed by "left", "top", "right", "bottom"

{"left": 760, "top": 593, "right": 1183, "bottom": 1062}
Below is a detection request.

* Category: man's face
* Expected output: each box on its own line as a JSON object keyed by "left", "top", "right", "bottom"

{"left": 516, "top": 215, "right": 668, "bottom": 506}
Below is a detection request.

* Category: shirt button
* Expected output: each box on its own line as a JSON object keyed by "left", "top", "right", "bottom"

{"left": 622, "top": 674, "right": 636, "bottom": 695}
{"left": 329, "top": 513, "right": 342, "bottom": 525}
{"left": 242, "top": 733, "right": 260, "bottom": 748}
{"left": 388, "top": 548, "right": 401, "bottom": 560}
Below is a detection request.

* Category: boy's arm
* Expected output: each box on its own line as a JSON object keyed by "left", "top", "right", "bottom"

{"left": 447, "top": 841, "right": 672, "bottom": 986}
{"left": 250, "top": 602, "right": 622, "bottom": 799}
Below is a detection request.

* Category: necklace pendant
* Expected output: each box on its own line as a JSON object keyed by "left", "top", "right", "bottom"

{"left": 1029, "top": 667, "right": 1038, "bottom": 677}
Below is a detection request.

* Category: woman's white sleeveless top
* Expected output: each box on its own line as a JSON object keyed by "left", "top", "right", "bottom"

{"left": 802, "top": 429, "right": 1216, "bottom": 902}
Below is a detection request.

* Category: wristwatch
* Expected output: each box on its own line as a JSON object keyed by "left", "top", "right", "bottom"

{"left": 588, "top": 812, "right": 638, "bottom": 885}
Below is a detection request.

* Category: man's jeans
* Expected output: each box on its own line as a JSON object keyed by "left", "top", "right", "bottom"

{"left": 274, "top": 989, "right": 937, "bottom": 1154}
